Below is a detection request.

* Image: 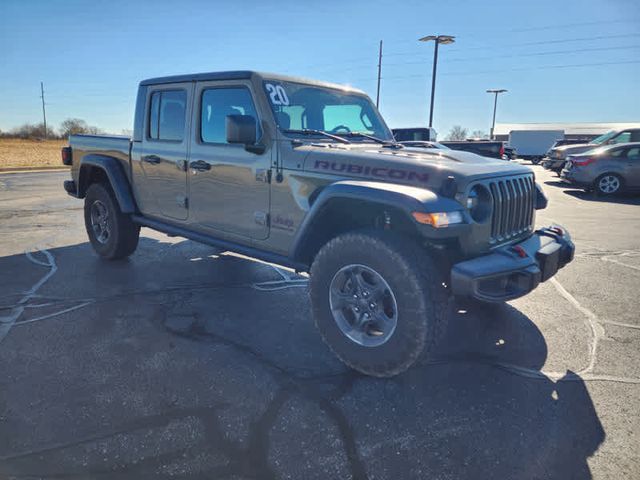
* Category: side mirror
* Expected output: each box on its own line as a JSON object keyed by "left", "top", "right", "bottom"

{"left": 226, "top": 115, "right": 257, "bottom": 145}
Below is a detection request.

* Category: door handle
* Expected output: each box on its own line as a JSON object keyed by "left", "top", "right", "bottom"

{"left": 142, "top": 155, "right": 161, "bottom": 164}
{"left": 189, "top": 160, "right": 211, "bottom": 172}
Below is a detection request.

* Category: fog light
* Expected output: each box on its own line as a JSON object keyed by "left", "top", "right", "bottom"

{"left": 412, "top": 211, "right": 464, "bottom": 228}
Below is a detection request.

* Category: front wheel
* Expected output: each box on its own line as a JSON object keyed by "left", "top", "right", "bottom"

{"left": 310, "top": 230, "right": 449, "bottom": 377}
{"left": 594, "top": 173, "right": 622, "bottom": 196}
{"left": 531, "top": 157, "right": 541, "bottom": 165}
{"left": 84, "top": 182, "right": 140, "bottom": 259}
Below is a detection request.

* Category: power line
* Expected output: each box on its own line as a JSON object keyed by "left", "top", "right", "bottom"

{"left": 304, "top": 33, "right": 640, "bottom": 74}
{"left": 383, "top": 44, "right": 640, "bottom": 66}
{"left": 384, "top": 33, "right": 640, "bottom": 57}
{"left": 386, "top": 19, "right": 638, "bottom": 46}
{"left": 370, "top": 60, "right": 640, "bottom": 82}
{"left": 310, "top": 43, "right": 640, "bottom": 75}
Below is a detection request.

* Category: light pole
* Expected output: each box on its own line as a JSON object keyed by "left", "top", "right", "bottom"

{"left": 419, "top": 34, "right": 455, "bottom": 128}
{"left": 486, "top": 89, "right": 507, "bottom": 140}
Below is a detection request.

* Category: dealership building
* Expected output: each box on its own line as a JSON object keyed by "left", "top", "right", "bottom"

{"left": 493, "top": 122, "right": 640, "bottom": 142}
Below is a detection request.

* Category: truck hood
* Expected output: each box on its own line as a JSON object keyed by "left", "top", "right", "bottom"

{"left": 301, "top": 143, "right": 532, "bottom": 191}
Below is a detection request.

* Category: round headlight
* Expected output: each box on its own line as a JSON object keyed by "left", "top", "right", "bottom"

{"left": 466, "top": 190, "right": 479, "bottom": 210}
{"left": 467, "top": 185, "right": 492, "bottom": 223}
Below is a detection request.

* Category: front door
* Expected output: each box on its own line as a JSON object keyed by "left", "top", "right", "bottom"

{"left": 188, "top": 81, "right": 271, "bottom": 240}
{"left": 135, "top": 83, "right": 192, "bottom": 220}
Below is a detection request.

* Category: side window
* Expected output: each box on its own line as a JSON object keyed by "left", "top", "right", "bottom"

{"left": 610, "top": 148, "right": 625, "bottom": 158}
{"left": 200, "top": 87, "right": 260, "bottom": 144}
{"left": 610, "top": 131, "right": 631, "bottom": 144}
{"left": 148, "top": 90, "right": 187, "bottom": 141}
{"left": 626, "top": 147, "right": 640, "bottom": 160}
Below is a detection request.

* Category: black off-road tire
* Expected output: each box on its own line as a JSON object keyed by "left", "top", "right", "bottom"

{"left": 84, "top": 182, "right": 140, "bottom": 260}
{"left": 310, "top": 230, "right": 450, "bottom": 377}
{"left": 531, "top": 157, "right": 541, "bottom": 165}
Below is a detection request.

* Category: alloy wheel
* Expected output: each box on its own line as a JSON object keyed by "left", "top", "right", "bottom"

{"left": 90, "top": 200, "right": 111, "bottom": 244}
{"left": 598, "top": 175, "right": 620, "bottom": 194}
{"left": 329, "top": 264, "right": 398, "bottom": 347}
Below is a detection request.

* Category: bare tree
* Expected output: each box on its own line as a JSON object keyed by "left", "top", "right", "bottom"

{"left": 11, "top": 123, "right": 57, "bottom": 139}
{"left": 471, "top": 130, "right": 488, "bottom": 139}
{"left": 59, "top": 118, "right": 104, "bottom": 137}
{"left": 59, "top": 118, "right": 89, "bottom": 137}
{"left": 445, "top": 125, "right": 468, "bottom": 141}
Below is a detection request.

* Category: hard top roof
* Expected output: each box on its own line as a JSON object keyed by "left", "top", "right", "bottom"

{"left": 139, "top": 70, "right": 365, "bottom": 94}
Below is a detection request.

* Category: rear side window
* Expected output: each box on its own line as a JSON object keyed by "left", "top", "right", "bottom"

{"left": 148, "top": 90, "right": 187, "bottom": 141}
{"left": 626, "top": 147, "right": 640, "bottom": 160}
{"left": 200, "top": 87, "right": 259, "bottom": 144}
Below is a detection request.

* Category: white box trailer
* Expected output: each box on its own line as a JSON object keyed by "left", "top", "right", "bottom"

{"left": 508, "top": 130, "right": 564, "bottom": 164}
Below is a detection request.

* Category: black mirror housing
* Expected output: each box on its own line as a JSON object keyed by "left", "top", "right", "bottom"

{"left": 226, "top": 115, "right": 257, "bottom": 145}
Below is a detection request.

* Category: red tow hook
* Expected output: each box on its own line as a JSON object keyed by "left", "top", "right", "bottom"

{"left": 512, "top": 245, "right": 528, "bottom": 258}
{"left": 550, "top": 226, "right": 565, "bottom": 236}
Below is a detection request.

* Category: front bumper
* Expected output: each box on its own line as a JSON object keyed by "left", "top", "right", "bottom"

{"left": 450, "top": 226, "right": 574, "bottom": 302}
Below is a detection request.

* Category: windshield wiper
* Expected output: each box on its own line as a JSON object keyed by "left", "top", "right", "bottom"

{"left": 283, "top": 129, "right": 350, "bottom": 144}
{"left": 342, "top": 131, "right": 403, "bottom": 148}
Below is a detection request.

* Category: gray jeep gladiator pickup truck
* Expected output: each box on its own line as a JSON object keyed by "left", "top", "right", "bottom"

{"left": 62, "top": 71, "right": 574, "bottom": 377}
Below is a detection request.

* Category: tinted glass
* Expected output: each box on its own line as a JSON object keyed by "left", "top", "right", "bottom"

{"left": 148, "top": 90, "right": 186, "bottom": 141}
{"left": 201, "top": 87, "right": 259, "bottom": 144}
{"left": 159, "top": 90, "right": 186, "bottom": 141}
{"left": 626, "top": 147, "right": 640, "bottom": 159}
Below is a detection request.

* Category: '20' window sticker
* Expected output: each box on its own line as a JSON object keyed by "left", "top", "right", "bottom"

{"left": 265, "top": 83, "right": 290, "bottom": 106}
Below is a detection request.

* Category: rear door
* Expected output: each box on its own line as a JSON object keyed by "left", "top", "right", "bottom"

{"left": 188, "top": 80, "right": 271, "bottom": 240}
{"left": 623, "top": 146, "right": 640, "bottom": 187}
{"left": 134, "top": 83, "right": 192, "bottom": 220}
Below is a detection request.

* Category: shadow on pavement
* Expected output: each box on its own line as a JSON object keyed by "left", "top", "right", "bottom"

{"left": 0, "top": 238, "right": 605, "bottom": 479}
{"left": 562, "top": 189, "right": 640, "bottom": 205}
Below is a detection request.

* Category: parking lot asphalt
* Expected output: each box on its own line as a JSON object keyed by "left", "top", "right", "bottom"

{"left": 0, "top": 165, "right": 639, "bottom": 479}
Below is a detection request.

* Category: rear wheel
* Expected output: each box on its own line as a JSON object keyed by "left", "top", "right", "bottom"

{"left": 310, "top": 230, "right": 449, "bottom": 377}
{"left": 594, "top": 173, "right": 622, "bottom": 196}
{"left": 531, "top": 157, "right": 541, "bottom": 165}
{"left": 84, "top": 183, "right": 140, "bottom": 259}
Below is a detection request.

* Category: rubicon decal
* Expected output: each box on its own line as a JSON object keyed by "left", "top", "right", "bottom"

{"left": 313, "top": 160, "right": 429, "bottom": 183}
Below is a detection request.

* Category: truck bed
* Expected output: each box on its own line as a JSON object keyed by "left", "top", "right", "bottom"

{"left": 69, "top": 134, "right": 131, "bottom": 179}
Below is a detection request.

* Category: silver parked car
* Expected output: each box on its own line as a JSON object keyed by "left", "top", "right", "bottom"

{"left": 560, "top": 142, "right": 640, "bottom": 195}
{"left": 543, "top": 128, "right": 640, "bottom": 174}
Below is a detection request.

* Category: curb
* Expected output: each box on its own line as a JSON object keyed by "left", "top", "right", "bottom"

{"left": 0, "top": 167, "right": 69, "bottom": 175}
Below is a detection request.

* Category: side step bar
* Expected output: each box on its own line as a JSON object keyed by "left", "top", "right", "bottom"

{"left": 132, "top": 215, "right": 308, "bottom": 273}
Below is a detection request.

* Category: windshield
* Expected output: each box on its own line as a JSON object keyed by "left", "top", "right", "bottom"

{"left": 263, "top": 80, "right": 392, "bottom": 141}
{"left": 590, "top": 130, "right": 617, "bottom": 145}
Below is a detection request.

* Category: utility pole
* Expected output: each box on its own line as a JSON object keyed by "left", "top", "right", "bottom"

{"left": 486, "top": 89, "right": 507, "bottom": 140}
{"left": 40, "top": 82, "right": 47, "bottom": 139}
{"left": 376, "top": 40, "right": 383, "bottom": 108}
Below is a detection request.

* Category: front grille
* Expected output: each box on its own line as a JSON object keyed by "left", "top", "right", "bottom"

{"left": 487, "top": 175, "right": 536, "bottom": 244}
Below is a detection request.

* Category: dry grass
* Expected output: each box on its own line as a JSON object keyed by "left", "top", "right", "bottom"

{"left": 0, "top": 138, "right": 67, "bottom": 170}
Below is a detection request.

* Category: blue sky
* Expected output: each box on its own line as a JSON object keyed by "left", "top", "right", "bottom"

{"left": 1, "top": 0, "right": 639, "bottom": 138}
